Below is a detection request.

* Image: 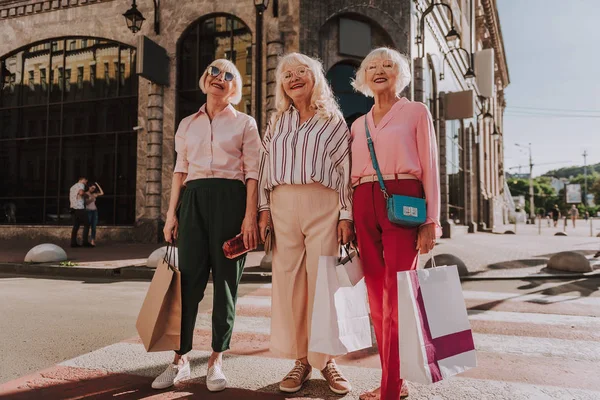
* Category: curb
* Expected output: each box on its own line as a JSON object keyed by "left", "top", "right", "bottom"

{"left": 461, "top": 272, "right": 600, "bottom": 281}
{"left": 0, "top": 263, "right": 272, "bottom": 283}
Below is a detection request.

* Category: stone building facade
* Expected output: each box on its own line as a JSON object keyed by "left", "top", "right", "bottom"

{"left": 0, "top": 0, "right": 508, "bottom": 242}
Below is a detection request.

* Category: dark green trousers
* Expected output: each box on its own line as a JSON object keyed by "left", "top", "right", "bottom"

{"left": 176, "top": 178, "right": 247, "bottom": 355}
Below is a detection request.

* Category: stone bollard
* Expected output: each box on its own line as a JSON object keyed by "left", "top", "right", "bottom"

{"left": 424, "top": 254, "right": 469, "bottom": 277}
{"left": 504, "top": 230, "right": 516, "bottom": 235}
{"left": 546, "top": 251, "right": 592, "bottom": 273}
{"left": 147, "top": 246, "right": 178, "bottom": 268}
{"left": 24, "top": 244, "right": 67, "bottom": 263}
{"left": 554, "top": 232, "right": 568, "bottom": 236}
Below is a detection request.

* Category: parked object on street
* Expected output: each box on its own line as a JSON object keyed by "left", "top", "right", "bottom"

{"left": 146, "top": 246, "right": 179, "bottom": 269}
{"left": 309, "top": 253, "right": 371, "bottom": 356}
{"left": 24, "top": 244, "right": 67, "bottom": 263}
{"left": 424, "top": 253, "right": 469, "bottom": 277}
{"left": 136, "top": 243, "right": 181, "bottom": 352}
{"left": 546, "top": 251, "right": 592, "bottom": 273}
{"left": 397, "top": 264, "right": 476, "bottom": 385}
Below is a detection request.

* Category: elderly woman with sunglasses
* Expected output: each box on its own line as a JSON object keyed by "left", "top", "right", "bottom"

{"left": 257, "top": 53, "right": 354, "bottom": 395}
{"left": 351, "top": 47, "right": 441, "bottom": 400}
{"left": 152, "top": 59, "right": 261, "bottom": 392}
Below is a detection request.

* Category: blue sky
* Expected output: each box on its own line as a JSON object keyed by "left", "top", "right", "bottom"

{"left": 497, "top": 0, "right": 600, "bottom": 177}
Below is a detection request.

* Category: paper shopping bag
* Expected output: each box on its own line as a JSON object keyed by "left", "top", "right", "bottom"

{"left": 309, "top": 254, "right": 372, "bottom": 356}
{"left": 397, "top": 265, "right": 476, "bottom": 384}
{"left": 136, "top": 244, "right": 181, "bottom": 352}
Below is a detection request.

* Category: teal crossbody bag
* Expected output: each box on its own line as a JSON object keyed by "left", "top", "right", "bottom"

{"left": 364, "top": 119, "right": 427, "bottom": 227}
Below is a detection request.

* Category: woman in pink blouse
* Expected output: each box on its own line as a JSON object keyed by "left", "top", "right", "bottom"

{"left": 152, "top": 59, "right": 261, "bottom": 392}
{"left": 257, "top": 53, "right": 353, "bottom": 395}
{"left": 351, "top": 48, "right": 441, "bottom": 400}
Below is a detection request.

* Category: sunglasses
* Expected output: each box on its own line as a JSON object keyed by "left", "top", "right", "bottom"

{"left": 281, "top": 66, "right": 310, "bottom": 83}
{"left": 208, "top": 66, "right": 235, "bottom": 82}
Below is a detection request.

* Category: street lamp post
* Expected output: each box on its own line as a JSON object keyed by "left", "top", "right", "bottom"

{"left": 516, "top": 143, "right": 534, "bottom": 222}
{"left": 254, "top": 0, "right": 270, "bottom": 131}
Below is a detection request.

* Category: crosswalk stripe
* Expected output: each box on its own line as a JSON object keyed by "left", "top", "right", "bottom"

{"left": 462, "top": 290, "right": 600, "bottom": 307}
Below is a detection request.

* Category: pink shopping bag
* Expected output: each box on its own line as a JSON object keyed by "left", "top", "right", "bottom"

{"left": 397, "top": 265, "right": 476, "bottom": 384}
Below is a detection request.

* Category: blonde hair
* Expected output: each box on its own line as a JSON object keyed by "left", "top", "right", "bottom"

{"left": 272, "top": 52, "right": 343, "bottom": 124}
{"left": 352, "top": 47, "right": 411, "bottom": 97}
{"left": 199, "top": 58, "right": 243, "bottom": 105}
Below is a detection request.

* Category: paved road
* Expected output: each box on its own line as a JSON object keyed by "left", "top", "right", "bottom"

{"left": 0, "top": 274, "right": 261, "bottom": 384}
{"left": 1, "top": 273, "right": 599, "bottom": 399}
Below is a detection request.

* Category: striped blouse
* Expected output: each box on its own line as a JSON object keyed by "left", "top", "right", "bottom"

{"left": 258, "top": 106, "right": 353, "bottom": 221}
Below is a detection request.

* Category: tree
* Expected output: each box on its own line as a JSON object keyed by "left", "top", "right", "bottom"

{"left": 507, "top": 178, "right": 559, "bottom": 216}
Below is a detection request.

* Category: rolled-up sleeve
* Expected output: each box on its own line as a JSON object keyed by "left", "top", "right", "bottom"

{"left": 242, "top": 117, "right": 261, "bottom": 181}
{"left": 416, "top": 105, "right": 442, "bottom": 238}
{"left": 257, "top": 121, "right": 273, "bottom": 212}
{"left": 330, "top": 119, "right": 353, "bottom": 221}
{"left": 173, "top": 119, "right": 189, "bottom": 174}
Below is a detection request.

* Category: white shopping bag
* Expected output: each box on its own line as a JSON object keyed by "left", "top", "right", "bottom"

{"left": 397, "top": 264, "right": 476, "bottom": 385}
{"left": 309, "top": 255, "right": 372, "bottom": 356}
{"left": 336, "top": 245, "right": 364, "bottom": 287}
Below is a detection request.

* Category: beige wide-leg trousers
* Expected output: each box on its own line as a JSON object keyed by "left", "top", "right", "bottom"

{"left": 269, "top": 183, "right": 340, "bottom": 370}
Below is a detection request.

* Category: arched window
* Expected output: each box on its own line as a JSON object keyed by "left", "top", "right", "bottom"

{"left": 0, "top": 38, "right": 138, "bottom": 225}
{"left": 326, "top": 62, "right": 373, "bottom": 128}
{"left": 177, "top": 14, "right": 252, "bottom": 124}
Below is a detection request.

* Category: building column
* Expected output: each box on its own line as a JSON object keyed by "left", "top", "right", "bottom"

{"left": 135, "top": 82, "right": 164, "bottom": 242}
{"left": 438, "top": 92, "right": 451, "bottom": 238}
{"left": 413, "top": 57, "right": 425, "bottom": 103}
{"left": 265, "top": 20, "right": 284, "bottom": 128}
{"left": 465, "top": 125, "right": 476, "bottom": 232}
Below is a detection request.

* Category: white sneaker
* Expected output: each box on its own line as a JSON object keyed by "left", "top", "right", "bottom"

{"left": 206, "top": 364, "right": 228, "bottom": 392}
{"left": 151, "top": 361, "right": 191, "bottom": 389}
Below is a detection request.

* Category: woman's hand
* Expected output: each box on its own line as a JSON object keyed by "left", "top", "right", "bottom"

{"left": 258, "top": 210, "right": 272, "bottom": 243}
{"left": 416, "top": 223, "right": 436, "bottom": 254}
{"left": 337, "top": 220, "right": 355, "bottom": 245}
{"left": 163, "top": 215, "right": 179, "bottom": 243}
{"left": 241, "top": 214, "right": 259, "bottom": 250}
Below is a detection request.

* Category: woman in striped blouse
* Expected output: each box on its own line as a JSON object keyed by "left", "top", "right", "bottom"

{"left": 257, "top": 53, "right": 354, "bottom": 395}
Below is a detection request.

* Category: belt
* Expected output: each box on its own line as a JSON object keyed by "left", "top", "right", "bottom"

{"left": 353, "top": 173, "right": 418, "bottom": 188}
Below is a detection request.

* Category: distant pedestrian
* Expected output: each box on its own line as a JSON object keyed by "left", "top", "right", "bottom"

{"left": 69, "top": 177, "right": 92, "bottom": 248}
{"left": 85, "top": 182, "right": 104, "bottom": 246}
{"left": 584, "top": 211, "right": 589, "bottom": 221}
{"left": 569, "top": 205, "right": 579, "bottom": 228}
{"left": 552, "top": 204, "right": 561, "bottom": 227}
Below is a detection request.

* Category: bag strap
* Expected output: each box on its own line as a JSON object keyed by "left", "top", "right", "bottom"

{"left": 163, "top": 240, "right": 178, "bottom": 271}
{"left": 364, "top": 118, "right": 390, "bottom": 199}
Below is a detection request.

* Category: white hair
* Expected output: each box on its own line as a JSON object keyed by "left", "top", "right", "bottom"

{"left": 352, "top": 47, "right": 411, "bottom": 97}
{"left": 199, "top": 58, "right": 243, "bottom": 105}
{"left": 272, "top": 52, "right": 343, "bottom": 123}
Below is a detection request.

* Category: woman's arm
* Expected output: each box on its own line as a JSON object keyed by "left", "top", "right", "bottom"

{"left": 95, "top": 182, "right": 104, "bottom": 196}
{"left": 258, "top": 120, "right": 274, "bottom": 242}
{"left": 164, "top": 119, "right": 190, "bottom": 242}
{"left": 416, "top": 105, "right": 441, "bottom": 237}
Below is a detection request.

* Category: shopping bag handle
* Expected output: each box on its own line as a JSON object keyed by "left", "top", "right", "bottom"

{"left": 339, "top": 242, "right": 359, "bottom": 265}
{"left": 163, "top": 240, "right": 178, "bottom": 271}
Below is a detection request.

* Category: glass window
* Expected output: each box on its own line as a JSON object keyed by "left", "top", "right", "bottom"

{"left": 0, "top": 37, "right": 138, "bottom": 225}
{"left": 177, "top": 14, "right": 252, "bottom": 124}
{"left": 446, "top": 120, "right": 465, "bottom": 224}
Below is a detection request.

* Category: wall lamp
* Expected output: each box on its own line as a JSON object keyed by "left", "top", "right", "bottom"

{"left": 439, "top": 47, "right": 476, "bottom": 83}
{"left": 123, "top": 0, "right": 160, "bottom": 34}
{"left": 416, "top": 2, "right": 460, "bottom": 58}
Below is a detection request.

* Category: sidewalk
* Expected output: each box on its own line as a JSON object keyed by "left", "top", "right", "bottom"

{"left": 0, "top": 239, "right": 271, "bottom": 282}
{"left": 1, "top": 229, "right": 599, "bottom": 281}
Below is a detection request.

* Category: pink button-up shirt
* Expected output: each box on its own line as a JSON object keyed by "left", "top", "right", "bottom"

{"left": 350, "top": 98, "right": 441, "bottom": 235}
{"left": 174, "top": 104, "right": 261, "bottom": 184}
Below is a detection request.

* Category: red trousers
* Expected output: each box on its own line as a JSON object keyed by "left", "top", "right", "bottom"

{"left": 353, "top": 180, "right": 421, "bottom": 400}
